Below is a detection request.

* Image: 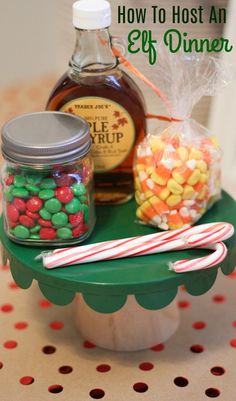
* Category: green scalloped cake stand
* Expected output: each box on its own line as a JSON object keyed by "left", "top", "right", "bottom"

{"left": 1, "top": 191, "right": 236, "bottom": 314}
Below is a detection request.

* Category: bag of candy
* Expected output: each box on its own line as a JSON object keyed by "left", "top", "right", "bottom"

{"left": 133, "top": 46, "right": 229, "bottom": 230}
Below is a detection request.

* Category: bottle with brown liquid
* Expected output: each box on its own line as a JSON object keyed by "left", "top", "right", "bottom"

{"left": 47, "top": 0, "right": 146, "bottom": 204}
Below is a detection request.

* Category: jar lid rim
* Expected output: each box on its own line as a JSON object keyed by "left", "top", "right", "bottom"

{"left": 1, "top": 111, "right": 91, "bottom": 165}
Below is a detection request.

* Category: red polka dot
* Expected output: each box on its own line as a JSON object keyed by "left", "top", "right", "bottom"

{"left": 48, "top": 384, "right": 63, "bottom": 394}
{"left": 192, "top": 321, "right": 206, "bottom": 330}
{"left": 211, "top": 366, "right": 225, "bottom": 376}
{"left": 151, "top": 343, "right": 165, "bottom": 352}
{"left": 180, "top": 285, "right": 186, "bottom": 292}
{"left": 58, "top": 366, "right": 73, "bottom": 374}
{"left": 230, "top": 339, "right": 236, "bottom": 348}
{"left": 96, "top": 364, "right": 111, "bottom": 373}
{"left": 0, "top": 362, "right": 3, "bottom": 369}
{"left": 178, "top": 300, "right": 190, "bottom": 309}
{"left": 89, "top": 388, "right": 105, "bottom": 399}
{"left": 174, "top": 377, "right": 189, "bottom": 387}
{"left": 83, "top": 340, "right": 96, "bottom": 349}
{"left": 1, "top": 265, "right": 10, "bottom": 271}
{"left": 205, "top": 388, "right": 220, "bottom": 398}
{"left": 49, "top": 321, "right": 64, "bottom": 330}
{"left": 190, "top": 344, "right": 204, "bottom": 353}
{"left": 232, "top": 321, "right": 236, "bottom": 328}
{"left": 14, "top": 322, "right": 28, "bottom": 330}
{"left": 139, "top": 362, "right": 154, "bottom": 371}
{"left": 42, "top": 345, "right": 56, "bottom": 354}
{"left": 8, "top": 281, "right": 19, "bottom": 289}
{"left": 19, "top": 376, "right": 34, "bottom": 385}
{"left": 4, "top": 340, "right": 17, "bottom": 349}
{"left": 228, "top": 270, "right": 236, "bottom": 278}
{"left": 39, "top": 299, "right": 52, "bottom": 309}
{"left": 212, "top": 294, "right": 225, "bottom": 303}
{"left": 1, "top": 304, "right": 13, "bottom": 312}
{"left": 133, "top": 382, "right": 148, "bottom": 393}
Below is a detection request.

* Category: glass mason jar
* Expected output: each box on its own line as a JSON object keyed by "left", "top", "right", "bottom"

{"left": 1, "top": 112, "right": 95, "bottom": 246}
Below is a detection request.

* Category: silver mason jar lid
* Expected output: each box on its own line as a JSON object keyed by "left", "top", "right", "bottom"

{"left": 1, "top": 111, "right": 91, "bottom": 166}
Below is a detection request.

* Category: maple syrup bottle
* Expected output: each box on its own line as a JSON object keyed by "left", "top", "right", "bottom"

{"left": 47, "top": 0, "right": 146, "bottom": 204}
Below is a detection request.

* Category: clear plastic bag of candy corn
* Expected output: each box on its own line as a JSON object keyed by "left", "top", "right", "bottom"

{"left": 133, "top": 46, "right": 230, "bottom": 230}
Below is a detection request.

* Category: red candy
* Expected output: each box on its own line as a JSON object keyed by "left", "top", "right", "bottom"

{"left": 38, "top": 218, "right": 52, "bottom": 228}
{"left": 72, "top": 224, "right": 87, "bottom": 237}
{"left": 19, "top": 215, "right": 35, "bottom": 228}
{"left": 5, "top": 175, "right": 14, "bottom": 186}
{"left": 8, "top": 221, "right": 17, "bottom": 228}
{"left": 7, "top": 204, "right": 19, "bottom": 222}
{"left": 39, "top": 228, "right": 56, "bottom": 240}
{"left": 55, "top": 187, "right": 74, "bottom": 203}
{"left": 69, "top": 212, "right": 84, "bottom": 227}
{"left": 13, "top": 198, "right": 26, "bottom": 213}
{"left": 26, "top": 197, "right": 43, "bottom": 212}
{"left": 26, "top": 210, "right": 40, "bottom": 220}
{"left": 55, "top": 174, "right": 74, "bottom": 187}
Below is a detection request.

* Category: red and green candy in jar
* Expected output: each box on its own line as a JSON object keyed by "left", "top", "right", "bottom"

{"left": 1, "top": 112, "right": 95, "bottom": 245}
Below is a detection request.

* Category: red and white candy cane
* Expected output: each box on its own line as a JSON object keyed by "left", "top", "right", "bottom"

{"left": 38, "top": 222, "right": 234, "bottom": 272}
{"left": 170, "top": 222, "right": 234, "bottom": 273}
{"left": 170, "top": 242, "right": 228, "bottom": 273}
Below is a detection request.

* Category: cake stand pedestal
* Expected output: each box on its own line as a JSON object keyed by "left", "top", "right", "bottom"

{"left": 1, "top": 191, "right": 236, "bottom": 351}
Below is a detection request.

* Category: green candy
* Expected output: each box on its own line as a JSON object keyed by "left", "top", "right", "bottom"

{"left": 25, "top": 184, "right": 40, "bottom": 194}
{"left": 57, "top": 227, "right": 72, "bottom": 239}
{"left": 40, "top": 178, "right": 57, "bottom": 190}
{"left": 6, "top": 167, "right": 15, "bottom": 174}
{"left": 81, "top": 204, "right": 89, "bottom": 223}
{"left": 14, "top": 175, "right": 26, "bottom": 187}
{"left": 12, "top": 188, "right": 29, "bottom": 198}
{"left": 30, "top": 225, "right": 41, "bottom": 234}
{"left": 51, "top": 212, "right": 68, "bottom": 228}
{"left": 26, "top": 174, "right": 42, "bottom": 185}
{"left": 39, "top": 208, "right": 52, "bottom": 220}
{"left": 72, "top": 183, "right": 86, "bottom": 197}
{"left": 5, "top": 192, "right": 13, "bottom": 202}
{"left": 79, "top": 195, "right": 88, "bottom": 203}
{"left": 65, "top": 198, "right": 81, "bottom": 214}
{"left": 13, "top": 225, "right": 30, "bottom": 239}
{"left": 30, "top": 234, "right": 40, "bottom": 240}
{"left": 5, "top": 185, "right": 14, "bottom": 202}
{"left": 39, "top": 189, "right": 55, "bottom": 200}
{"left": 45, "top": 198, "right": 62, "bottom": 213}
{"left": 66, "top": 223, "right": 73, "bottom": 229}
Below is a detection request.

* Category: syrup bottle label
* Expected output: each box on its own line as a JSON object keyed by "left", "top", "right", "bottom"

{"left": 60, "top": 96, "right": 135, "bottom": 172}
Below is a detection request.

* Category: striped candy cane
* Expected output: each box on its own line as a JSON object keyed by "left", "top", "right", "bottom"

{"left": 38, "top": 222, "right": 234, "bottom": 272}
{"left": 170, "top": 242, "right": 227, "bottom": 273}
{"left": 170, "top": 222, "right": 234, "bottom": 273}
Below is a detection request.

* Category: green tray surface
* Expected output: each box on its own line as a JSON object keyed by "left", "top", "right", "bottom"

{"left": 1, "top": 191, "right": 236, "bottom": 313}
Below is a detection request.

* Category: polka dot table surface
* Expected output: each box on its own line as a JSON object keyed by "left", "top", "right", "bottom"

{"left": 0, "top": 261, "right": 236, "bottom": 400}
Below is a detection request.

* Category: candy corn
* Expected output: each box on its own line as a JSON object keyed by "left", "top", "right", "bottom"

{"left": 133, "top": 131, "right": 221, "bottom": 230}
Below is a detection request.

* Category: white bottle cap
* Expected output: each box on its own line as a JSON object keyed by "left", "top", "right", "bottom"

{"left": 73, "top": 0, "right": 112, "bottom": 30}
